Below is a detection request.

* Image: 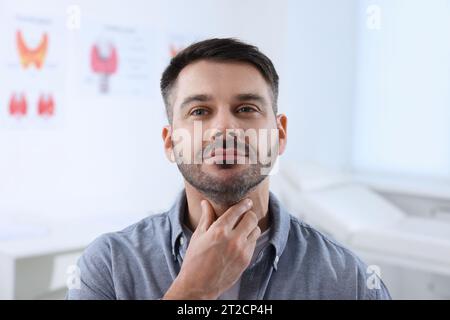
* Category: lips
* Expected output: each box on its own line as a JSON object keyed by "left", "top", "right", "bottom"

{"left": 203, "top": 148, "right": 249, "bottom": 165}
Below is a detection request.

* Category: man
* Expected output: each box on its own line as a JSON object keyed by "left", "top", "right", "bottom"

{"left": 67, "top": 38, "right": 391, "bottom": 300}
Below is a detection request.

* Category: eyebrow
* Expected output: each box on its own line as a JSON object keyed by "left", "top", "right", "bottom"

{"left": 180, "top": 94, "right": 213, "bottom": 110}
{"left": 180, "top": 93, "right": 268, "bottom": 110}
{"left": 234, "top": 93, "right": 268, "bottom": 106}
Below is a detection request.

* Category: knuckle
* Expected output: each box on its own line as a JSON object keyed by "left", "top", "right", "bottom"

{"left": 235, "top": 203, "right": 250, "bottom": 215}
{"left": 212, "top": 226, "right": 227, "bottom": 239}
{"left": 248, "top": 211, "right": 258, "bottom": 224}
{"left": 237, "top": 249, "right": 249, "bottom": 264}
{"left": 228, "top": 238, "right": 241, "bottom": 252}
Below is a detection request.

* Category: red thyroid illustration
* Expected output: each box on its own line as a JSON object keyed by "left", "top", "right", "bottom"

{"left": 37, "top": 94, "right": 55, "bottom": 116}
{"left": 9, "top": 92, "right": 27, "bottom": 117}
{"left": 16, "top": 30, "right": 48, "bottom": 69}
{"left": 90, "top": 42, "right": 118, "bottom": 93}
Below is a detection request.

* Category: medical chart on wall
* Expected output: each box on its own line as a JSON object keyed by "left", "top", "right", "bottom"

{"left": 71, "top": 20, "right": 157, "bottom": 98}
{"left": 0, "top": 4, "right": 67, "bottom": 129}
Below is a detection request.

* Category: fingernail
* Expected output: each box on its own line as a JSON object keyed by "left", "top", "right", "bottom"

{"left": 247, "top": 199, "right": 253, "bottom": 207}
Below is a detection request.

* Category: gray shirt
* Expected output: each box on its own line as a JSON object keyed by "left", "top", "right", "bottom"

{"left": 66, "top": 190, "right": 391, "bottom": 300}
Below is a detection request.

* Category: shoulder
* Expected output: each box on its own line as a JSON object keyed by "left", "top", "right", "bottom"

{"left": 288, "top": 214, "right": 362, "bottom": 265}
{"left": 84, "top": 212, "right": 171, "bottom": 256}
{"left": 286, "top": 215, "right": 391, "bottom": 299}
{"left": 67, "top": 212, "right": 172, "bottom": 299}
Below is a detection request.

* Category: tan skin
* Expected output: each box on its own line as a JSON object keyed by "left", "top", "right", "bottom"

{"left": 161, "top": 60, "right": 287, "bottom": 299}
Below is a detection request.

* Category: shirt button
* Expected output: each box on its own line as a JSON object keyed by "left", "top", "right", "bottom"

{"left": 179, "top": 237, "right": 184, "bottom": 246}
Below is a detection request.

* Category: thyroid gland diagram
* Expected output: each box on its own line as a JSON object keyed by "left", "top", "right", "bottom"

{"left": 8, "top": 92, "right": 55, "bottom": 117}
{"left": 16, "top": 30, "right": 48, "bottom": 69}
{"left": 90, "top": 41, "right": 118, "bottom": 93}
{"left": 9, "top": 92, "right": 27, "bottom": 117}
{"left": 37, "top": 94, "right": 55, "bottom": 116}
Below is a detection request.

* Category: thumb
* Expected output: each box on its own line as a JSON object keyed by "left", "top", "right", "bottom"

{"left": 197, "top": 199, "right": 215, "bottom": 233}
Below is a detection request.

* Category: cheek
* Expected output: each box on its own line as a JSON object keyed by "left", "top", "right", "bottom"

{"left": 170, "top": 125, "right": 195, "bottom": 162}
{"left": 236, "top": 122, "right": 276, "bottom": 155}
{"left": 243, "top": 120, "right": 277, "bottom": 139}
{"left": 247, "top": 115, "right": 277, "bottom": 129}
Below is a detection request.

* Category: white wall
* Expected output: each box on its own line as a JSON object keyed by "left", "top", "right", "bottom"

{"left": 282, "top": 0, "right": 357, "bottom": 170}
{"left": 353, "top": 0, "right": 450, "bottom": 180}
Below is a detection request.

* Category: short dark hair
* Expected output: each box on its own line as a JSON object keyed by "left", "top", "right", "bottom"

{"left": 160, "top": 38, "right": 279, "bottom": 123}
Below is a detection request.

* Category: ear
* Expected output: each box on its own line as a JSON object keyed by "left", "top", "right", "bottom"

{"left": 162, "top": 125, "right": 176, "bottom": 163}
{"left": 276, "top": 114, "right": 287, "bottom": 155}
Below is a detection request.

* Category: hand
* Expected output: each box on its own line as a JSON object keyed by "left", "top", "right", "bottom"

{"left": 163, "top": 198, "right": 261, "bottom": 300}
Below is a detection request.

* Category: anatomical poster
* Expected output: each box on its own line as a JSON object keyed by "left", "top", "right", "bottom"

{"left": 72, "top": 20, "right": 156, "bottom": 98}
{"left": 0, "top": 2, "right": 67, "bottom": 129}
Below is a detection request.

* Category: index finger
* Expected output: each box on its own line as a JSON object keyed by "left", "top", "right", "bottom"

{"left": 214, "top": 198, "right": 253, "bottom": 230}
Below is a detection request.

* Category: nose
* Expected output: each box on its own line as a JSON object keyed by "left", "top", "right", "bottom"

{"left": 206, "top": 106, "right": 240, "bottom": 140}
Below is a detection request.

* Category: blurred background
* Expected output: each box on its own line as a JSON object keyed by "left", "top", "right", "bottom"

{"left": 1, "top": 0, "right": 450, "bottom": 299}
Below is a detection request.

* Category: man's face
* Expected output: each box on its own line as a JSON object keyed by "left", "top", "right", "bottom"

{"left": 163, "top": 60, "right": 287, "bottom": 206}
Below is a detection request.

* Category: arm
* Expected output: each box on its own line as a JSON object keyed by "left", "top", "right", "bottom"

{"left": 66, "top": 235, "right": 116, "bottom": 300}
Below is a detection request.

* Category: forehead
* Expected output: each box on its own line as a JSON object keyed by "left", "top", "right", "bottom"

{"left": 172, "top": 60, "right": 271, "bottom": 105}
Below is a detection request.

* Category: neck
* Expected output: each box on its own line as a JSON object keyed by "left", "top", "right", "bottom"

{"left": 184, "top": 178, "right": 271, "bottom": 234}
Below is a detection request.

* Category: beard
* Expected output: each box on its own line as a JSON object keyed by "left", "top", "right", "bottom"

{"left": 176, "top": 162, "right": 267, "bottom": 206}
{"left": 173, "top": 130, "right": 276, "bottom": 206}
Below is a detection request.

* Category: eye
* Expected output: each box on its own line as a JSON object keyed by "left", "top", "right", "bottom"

{"left": 236, "top": 105, "right": 256, "bottom": 113}
{"left": 190, "top": 108, "right": 209, "bottom": 116}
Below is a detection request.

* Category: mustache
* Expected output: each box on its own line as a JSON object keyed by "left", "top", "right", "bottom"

{"left": 198, "top": 137, "right": 256, "bottom": 160}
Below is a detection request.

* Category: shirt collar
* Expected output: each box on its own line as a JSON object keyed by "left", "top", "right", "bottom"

{"left": 168, "top": 190, "right": 188, "bottom": 258}
{"left": 267, "top": 191, "right": 291, "bottom": 269}
{"left": 168, "top": 189, "right": 291, "bottom": 267}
